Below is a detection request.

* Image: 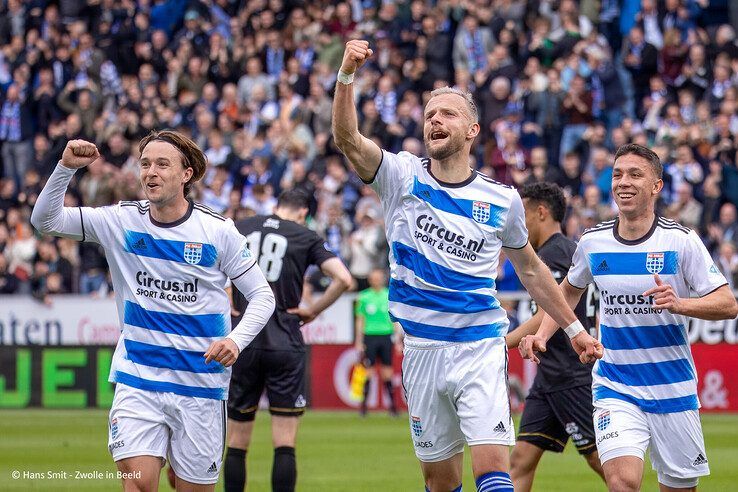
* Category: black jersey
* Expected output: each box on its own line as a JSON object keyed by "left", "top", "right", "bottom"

{"left": 232, "top": 215, "right": 335, "bottom": 351}
{"left": 529, "top": 233, "right": 596, "bottom": 393}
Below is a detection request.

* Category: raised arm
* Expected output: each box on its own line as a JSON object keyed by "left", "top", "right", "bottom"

{"left": 31, "top": 140, "right": 101, "bottom": 240}
{"left": 331, "top": 40, "right": 383, "bottom": 182}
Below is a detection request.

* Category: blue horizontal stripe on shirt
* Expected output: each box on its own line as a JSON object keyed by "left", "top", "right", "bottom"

{"left": 123, "top": 230, "right": 217, "bottom": 267}
{"left": 124, "top": 339, "right": 225, "bottom": 374}
{"left": 411, "top": 178, "right": 505, "bottom": 227}
{"left": 113, "top": 371, "right": 225, "bottom": 400}
{"left": 597, "top": 358, "right": 694, "bottom": 387}
{"left": 389, "top": 278, "right": 499, "bottom": 314}
{"left": 124, "top": 301, "right": 228, "bottom": 338}
{"left": 392, "top": 241, "right": 493, "bottom": 291}
{"left": 589, "top": 251, "right": 678, "bottom": 276}
{"left": 391, "top": 315, "right": 507, "bottom": 342}
{"left": 594, "top": 386, "right": 698, "bottom": 413}
{"left": 600, "top": 324, "right": 687, "bottom": 350}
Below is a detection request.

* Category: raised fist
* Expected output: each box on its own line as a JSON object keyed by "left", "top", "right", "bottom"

{"left": 61, "top": 140, "right": 101, "bottom": 169}
{"left": 340, "top": 40, "right": 374, "bottom": 75}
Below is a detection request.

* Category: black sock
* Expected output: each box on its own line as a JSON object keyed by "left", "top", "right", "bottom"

{"left": 224, "top": 447, "right": 247, "bottom": 492}
{"left": 384, "top": 380, "right": 396, "bottom": 411}
{"left": 361, "top": 378, "right": 371, "bottom": 411}
{"left": 272, "top": 446, "right": 296, "bottom": 492}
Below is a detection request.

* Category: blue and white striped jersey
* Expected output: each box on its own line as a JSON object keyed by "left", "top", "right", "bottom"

{"left": 568, "top": 216, "right": 728, "bottom": 413}
{"left": 370, "top": 150, "right": 528, "bottom": 342}
{"left": 80, "top": 200, "right": 257, "bottom": 400}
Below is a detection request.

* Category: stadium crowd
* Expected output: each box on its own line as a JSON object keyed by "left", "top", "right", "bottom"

{"left": 1, "top": 0, "right": 738, "bottom": 302}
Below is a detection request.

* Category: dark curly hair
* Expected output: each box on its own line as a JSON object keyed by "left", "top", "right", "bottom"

{"left": 519, "top": 182, "right": 567, "bottom": 223}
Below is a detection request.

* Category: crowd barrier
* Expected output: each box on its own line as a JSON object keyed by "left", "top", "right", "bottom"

{"left": 1, "top": 293, "right": 736, "bottom": 411}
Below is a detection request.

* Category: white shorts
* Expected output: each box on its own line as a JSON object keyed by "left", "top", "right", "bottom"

{"left": 594, "top": 398, "right": 709, "bottom": 488}
{"left": 402, "top": 337, "right": 514, "bottom": 462}
{"left": 108, "top": 383, "right": 226, "bottom": 485}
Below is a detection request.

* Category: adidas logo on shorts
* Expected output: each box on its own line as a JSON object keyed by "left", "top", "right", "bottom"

{"left": 493, "top": 421, "right": 506, "bottom": 433}
{"left": 693, "top": 454, "right": 708, "bottom": 466}
{"left": 207, "top": 462, "right": 218, "bottom": 474}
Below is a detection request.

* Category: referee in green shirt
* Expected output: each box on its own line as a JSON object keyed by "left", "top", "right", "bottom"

{"left": 354, "top": 268, "right": 401, "bottom": 416}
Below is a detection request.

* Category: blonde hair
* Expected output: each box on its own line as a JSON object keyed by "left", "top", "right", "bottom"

{"left": 429, "top": 86, "right": 479, "bottom": 124}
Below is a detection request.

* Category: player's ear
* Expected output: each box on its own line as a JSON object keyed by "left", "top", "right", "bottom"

{"left": 182, "top": 166, "right": 193, "bottom": 184}
{"left": 467, "top": 122, "right": 480, "bottom": 140}
{"left": 538, "top": 204, "right": 547, "bottom": 221}
{"left": 653, "top": 178, "right": 663, "bottom": 195}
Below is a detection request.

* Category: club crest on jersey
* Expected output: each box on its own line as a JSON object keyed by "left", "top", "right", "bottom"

{"left": 597, "top": 410, "right": 611, "bottom": 431}
{"left": 184, "top": 242, "right": 203, "bottom": 265}
{"left": 411, "top": 416, "right": 422, "bottom": 437}
{"left": 646, "top": 252, "right": 665, "bottom": 274}
{"left": 110, "top": 418, "right": 119, "bottom": 439}
{"left": 472, "top": 201, "right": 491, "bottom": 224}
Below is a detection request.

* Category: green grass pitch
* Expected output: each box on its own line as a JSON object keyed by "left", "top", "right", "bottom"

{"left": 1, "top": 410, "right": 736, "bottom": 491}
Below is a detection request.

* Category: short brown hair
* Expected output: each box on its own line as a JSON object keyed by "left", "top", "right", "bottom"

{"left": 614, "top": 143, "right": 662, "bottom": 179}
{"left": 138, "top": 129, "right": 207, "bottom": 197}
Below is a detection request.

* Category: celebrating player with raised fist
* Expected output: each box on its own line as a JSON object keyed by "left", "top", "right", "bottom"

{"left": 332, "top": 39, "right": 602, "bottom": 492}
{"left": 31, "top": 130, "right": 275, "bottom": 492}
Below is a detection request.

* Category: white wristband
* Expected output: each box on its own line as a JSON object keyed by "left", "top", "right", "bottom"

{"left": 563, "top": 320, "right": 585, "bottom": 339}
{"left": 337, "top": 70, "right": 355, "bottom": 85}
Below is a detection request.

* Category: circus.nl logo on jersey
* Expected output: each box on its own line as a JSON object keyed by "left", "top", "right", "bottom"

{"left": 184, "top": 242, "right": 203, "bottom": 265}
{"left": 646, "top": 252, "right": 664, "bottom": 274}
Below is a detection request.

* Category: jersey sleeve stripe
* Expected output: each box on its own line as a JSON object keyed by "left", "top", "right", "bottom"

{"left": 124, "top": 230, "right": 218, "bottom": 267}
{"left": 503, "top": 239, "right": 528, "bottom": 250}
{"left": 411, "top": 177, "right": 506, "bottom": 228}
{"left": 389, "top": 278, "right": 500, "bottom": 314}
{"left": 392, "top": 241, "right": 494, "bottom": 290}
{"left": 596, "top": 358, "right": 695, "bottom": 387}
{"left": 360, "top": 149, "right": 384, "bottom": 184}
{"left": 124, "top": 339, "right": 226, "bottom": 374}
{"left": 600, "top": 323, "right": 686, "bottom": 350}
{"left": 593, "top": 386, "right": 698, "bottom": 413}
{"left": 230, "top": 261, "right": 257, "bottom": 280}
{"left": 391, "top": 315, "right": 508, "bottom": 341}
{"left": 194, "top": 204, "right": 227, "bottom": 221}
{"left": 78, "top": 207, "right": 86, "bottom": 242}
{"left": 112, "top": 370, "right": 225, "bottom": 400}
{"left": 124, "top": 301, "right": 228, "bottom": 338}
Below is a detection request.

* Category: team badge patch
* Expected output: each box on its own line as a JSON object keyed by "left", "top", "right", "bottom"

{"left": 597, "top": 410, "right": 611, "bottom": 431}
{"left": 646, "top": 252, "right": 664, "bottom": 274}
{"left": 472, "top": 201, "right": 491, "bottom": 224}
{"left": 110, "top": 418, "right": 119, "bottom": 439}
{"left": 184, "top": 242, "right": 203, "bottom": 265}
{"left": 411, "top": 416, "right": 422, "bottom": 437}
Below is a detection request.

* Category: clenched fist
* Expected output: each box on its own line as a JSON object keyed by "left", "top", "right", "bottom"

{"left": 340, "top": 40, "right": 374, "bottom": 75}
{"left": 61, "top": 140, "right": 101, "bottom": 169}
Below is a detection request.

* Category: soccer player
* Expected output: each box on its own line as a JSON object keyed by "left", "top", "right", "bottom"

{"left": 520, "top": 144, "right": 738, "bottom": 492}
{"left": 224, "top": 189, "right": 352, "bottom": 492}
{"left": 506, "top": 182, "right": 604, "bottom": 491}
{"left": 332, "top": 39, "right": 603, "bottom": 492}
{"left": 354, "top": 267, "right": 401, "bottom": 416}
{"left": 31, "top": 133, "right": 276, "bottom": 491}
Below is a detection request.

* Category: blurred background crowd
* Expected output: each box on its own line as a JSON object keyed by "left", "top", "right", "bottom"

{"left": 1, "top": 0, "right": 737, "bottom": 303}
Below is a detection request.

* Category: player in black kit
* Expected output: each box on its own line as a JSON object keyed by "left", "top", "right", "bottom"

{"left": 224, "top": 190, "right": 352, "bottom": 492}
{"left": 506, "top": 183, "right": 605, "bottom": 491}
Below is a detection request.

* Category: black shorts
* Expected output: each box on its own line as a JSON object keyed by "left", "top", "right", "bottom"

{"left": 228, "top": 348, "right": 306, "bottom": 421}
{"left": 517, "top": 385, "right": 596, "bottom": 455}
{"left": 364, "top": 334, "right": 392, "bottom": 366}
